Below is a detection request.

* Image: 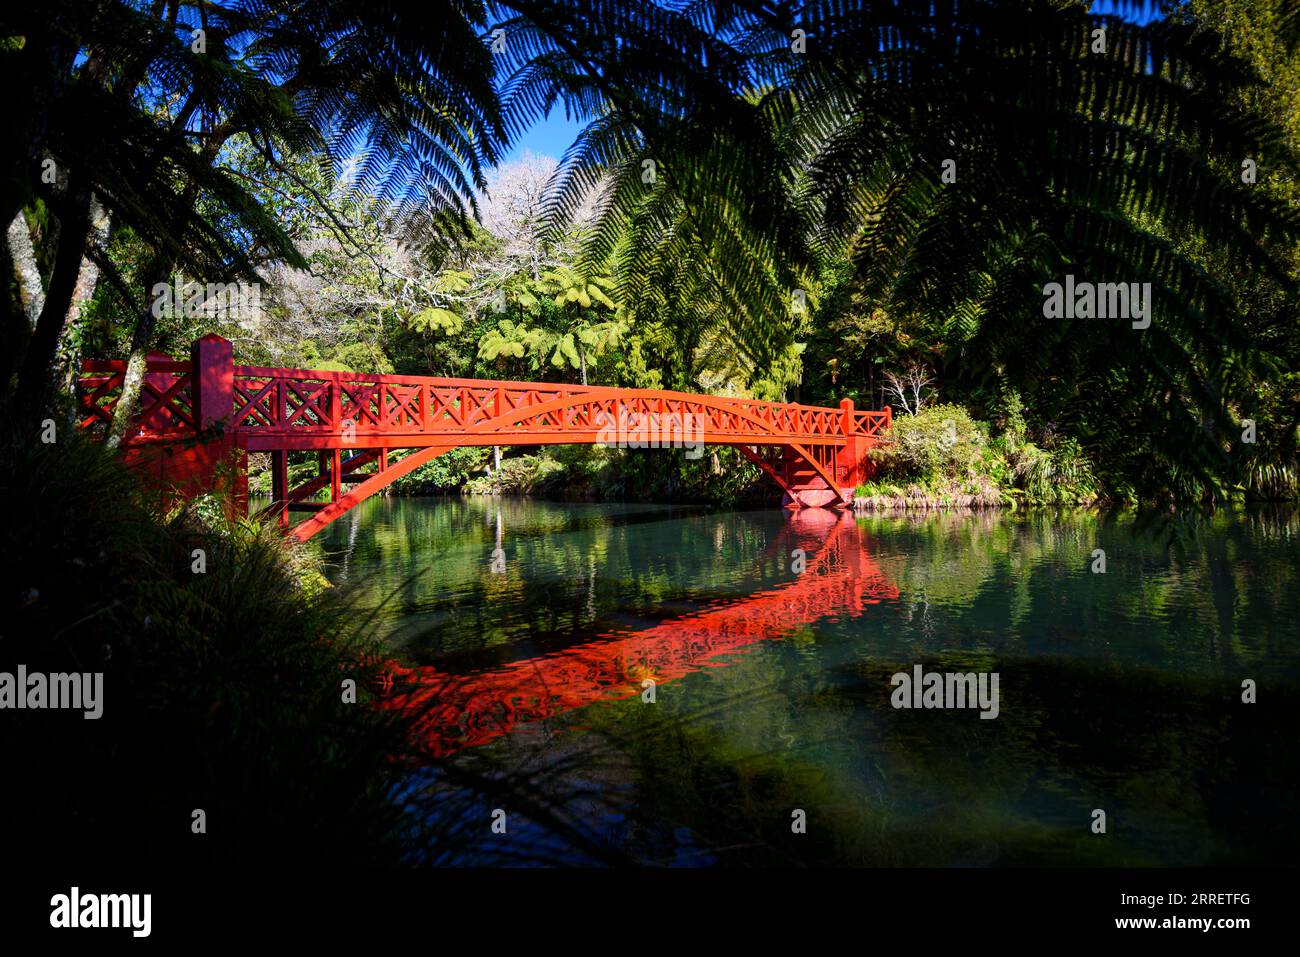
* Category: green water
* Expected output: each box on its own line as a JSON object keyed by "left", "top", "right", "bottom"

{"left": 314, "top": 497, "right": 1300, "bottom": 866}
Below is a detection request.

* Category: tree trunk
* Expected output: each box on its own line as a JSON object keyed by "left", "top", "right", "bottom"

{"left": 7, "top": 211, "right": 44, "bottom": 329}
{"left": 16, "top": 182, "right": 91, "bottom": 412}
{"left": 13, "top": 40, "right": 121, "bottom": 412}
{"left": 107, "top": 116, "right": 225, "bottom": 446}
{"left": 107, "top": 255, "right": 171, "bottom": 448}
{"left": 56, "top": 196, "right": 110, "bottom": 411}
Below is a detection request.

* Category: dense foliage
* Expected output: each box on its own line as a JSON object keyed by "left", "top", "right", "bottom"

{"left": 5, "top": 1, "right": 1299, "bottom": 504}
{"left": 0, "top": 417, "right": 645, "bottom": 866}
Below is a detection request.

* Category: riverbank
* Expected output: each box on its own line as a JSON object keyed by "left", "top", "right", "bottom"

{"left": 245, "top": 396, "right": 1294, "bottom": 512}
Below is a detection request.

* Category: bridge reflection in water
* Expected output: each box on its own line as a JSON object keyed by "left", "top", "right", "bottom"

{"left": 377, "top": 511, "right": 899, "bottom": 758}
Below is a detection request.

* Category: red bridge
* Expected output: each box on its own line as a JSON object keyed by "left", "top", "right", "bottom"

{"left": 79, "top": 335, "right": 890, "bottom": 540}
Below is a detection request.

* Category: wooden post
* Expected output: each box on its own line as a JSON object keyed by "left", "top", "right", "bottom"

{"left": 187, "top": 335, "right": 248, "bottom": 517}
{"left": 839, "top": 397, "right": 854, "bottom": 436}
{"left": 493, "top": 387, "right": 503, "bottom": 468}
{"left": 838, "top": 398, "right": 862, "bottom": 495}
{"left": 272, "top": 450, "right": 289, "bottom": 530}
{"left": 191, "top": 334, "right": 234, "bottom": 432}
{"left": 329, "top": 379, "right": 342, "bottom": 432}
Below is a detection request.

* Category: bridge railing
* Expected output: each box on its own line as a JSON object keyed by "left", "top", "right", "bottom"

{"left": 79, "top": 356, "right": 196, "bottom": 441}
{"left": 851, "top": 407, "right": 892, "bottom": 439}
{"left": 228, "top": 367, "right": 891, "bottom": 442}
{"left": 78, "top": 337, "right": 893, "bottom": 445}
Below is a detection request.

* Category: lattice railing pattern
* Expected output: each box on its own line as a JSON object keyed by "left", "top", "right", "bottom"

{"left": 80, "top": 353, "right": 890, "bottom": 447}
{"left": 78, "top": 358, "right": 196, "bottom": 440}
{"left": 226, "top": 366, "right": 890, "bottom": 444}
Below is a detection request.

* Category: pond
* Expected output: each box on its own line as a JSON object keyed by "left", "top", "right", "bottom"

{"left": 312, "top": 497, "right": 1300, "bottom": 866}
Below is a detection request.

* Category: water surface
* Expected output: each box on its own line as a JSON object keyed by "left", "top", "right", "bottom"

{"left": 315, "top": 498, "right": 1300, "bottom": 866}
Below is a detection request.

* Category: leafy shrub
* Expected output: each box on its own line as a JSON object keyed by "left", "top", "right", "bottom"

{"left": 873, "top": 403, "right": 990, "bottom": 483}
{"left": 593, "top": 444, "right": 767, "bottom": 506}
{"left": 0, "top": 412, "right": 411, "bottom": 869}
{"left": 535, "top": 444, "right": 615, "bottom": 496}
{"left": 997, "top": 388, "right": 1027, "bottom": 451}
{"left": 860, "top": 399, "right": 1102, "bottom": 507}
{"left": 0, "top": 409, "right": 640, "bottom": 868}
{"left": 459, "top": 444, "right": 771, "bottom": 506}
{"left": 388, "top": 445, "right": 490, "bottom": 493}
{"left": 1012, "top": 437, "right": 1100, "bottom": 505}
{"left": 465, "top": 451, "right": 566, "bottom": 494}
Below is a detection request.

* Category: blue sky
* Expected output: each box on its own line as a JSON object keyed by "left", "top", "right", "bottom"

{"left": 497, "top": 1, "right": 1167, "bottom": 167}
{"left": 499, "top": 107, "right": 585, "bottom": 166}
{"left": 1092, "top": 0, "right": 1164, "bottom": 24}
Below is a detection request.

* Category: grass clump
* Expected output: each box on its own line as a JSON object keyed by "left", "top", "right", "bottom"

{"left": 0, "top": 409, "right": 413, "bottom": 868}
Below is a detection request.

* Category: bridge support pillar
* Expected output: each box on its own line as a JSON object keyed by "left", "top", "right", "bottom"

{"left": 192, "top": 334, "right": 245, "bottom": 516}
{"left": 779, "top": 399, "right": 882, "bottom": 508}
{"left": 836, "top": 435, "right": 868, "bottom": 490}
{"left": 271, "top": 450, "right": 289, "bottom": 530}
